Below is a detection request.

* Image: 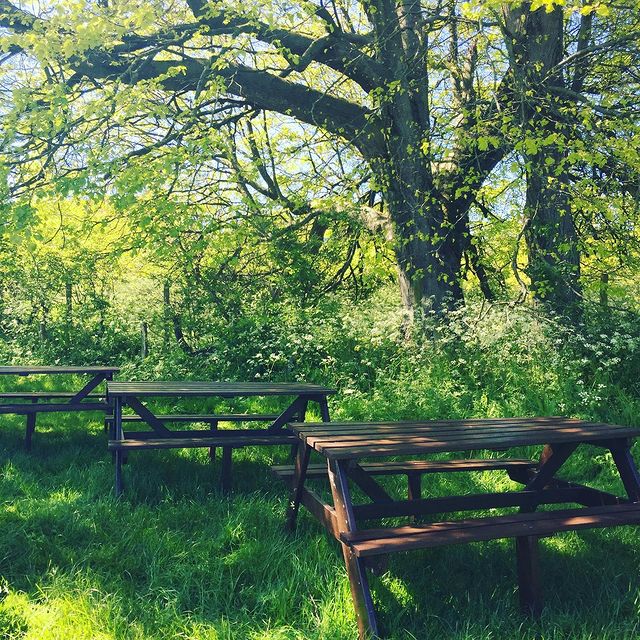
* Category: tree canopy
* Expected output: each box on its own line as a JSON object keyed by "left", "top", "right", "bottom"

{"left": 1, "top": 0, "right": 639, "bottom": 326}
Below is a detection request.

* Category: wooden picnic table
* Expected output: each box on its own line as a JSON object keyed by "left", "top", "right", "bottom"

{"left": 107, "top": 381, "right": 335, "bottom": 496}
{"left": 281, "top": 417, "right": 640, "bottom": 639}
{"left": 0, "top": 365, "right": 119, "bottom": 450}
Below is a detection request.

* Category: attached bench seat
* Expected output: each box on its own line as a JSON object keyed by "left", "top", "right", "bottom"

{"left": 0, "top": 392, "right": 103, "bottom": 399}
{"left": 1, "top": 391, "right": 110, "bottom": 450}
{"left": 108, "top": 432, "right": 297, "bottom": 451}
{"left": 273, "top": 458, "right": 537, "bottom": 482}
{"left": 105, "top": 413, "right": 279, "bottom": 424}
{"left": 341, "top": 503, "right": 640, "bottom": 557}
{"left": 110, "top": 430, "right": 298, "bottom": 496}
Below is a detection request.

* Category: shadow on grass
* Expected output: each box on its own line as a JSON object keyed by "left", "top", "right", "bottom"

{"left": 2, "top": 419, "right": 640, "bottom": 639}
{"left": 345, "top": 513, "right": 640, "bottom": 639}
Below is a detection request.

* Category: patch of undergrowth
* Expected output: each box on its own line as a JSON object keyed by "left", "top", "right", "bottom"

{"left": 2, "top": 294, "right": 640, "bottom": 638}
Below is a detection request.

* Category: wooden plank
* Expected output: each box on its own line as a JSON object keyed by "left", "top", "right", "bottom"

{"left": 0, "top": 392, "right": 103, "bottom": 399}
{"left": 108, "top": 434, "right": 297, "bottom": 450}
{"left": 295, "top": 422, "right": 596, "bottom": 442}
{"left": 344, "top": 503, "right": 640, "bottom": 543}
{"left": 290, "top": 416, "right": 580, "bottom": 434}
{"left": 0, "top": 402, "right": 109, "bottom": 414}
{"left": 342, "top": 504, "right": 640, "bottom": 557}
{"left": 108, "top": 413, "right": 280, "bottom": 423}
{"left": 301, "top": 427, "right": 640, "bottom": 453}
{"left": 123, "top": 428, "right": 291, "bottom": 440}
{"left": 107, "top": 381, "right": 336, "bottom": 397}
{"left": 273, "top": 458, "right": 537, "bottom": 480}
{"left": 302, "top": 422, "right": 638, "bottom": 450}
{"left": 298, "top": 486, "right": 340, "bottom": 538}
{"left": 318, "top": 429, "right": 640, "bottom": 459}
{"left": 0, "top": 366, "right": 119, "bottom": 375}
{"left": 352, "top": 487, "right": 591, "bottom": 520}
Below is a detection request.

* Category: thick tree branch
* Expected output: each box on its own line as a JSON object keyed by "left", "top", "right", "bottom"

{"left": 185, "top": 0, "right": 384, "bottom": 92}
{"left": 0, "top": 0, "right": 36, "bottom": 31}
{"left": 68, "top": 54, "right": 384, "bottom": 155}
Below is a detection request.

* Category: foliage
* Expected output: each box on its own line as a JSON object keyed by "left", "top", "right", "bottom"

{"left": 2, "top": 299, "right": 640, "bottom": 638}
{"left": 1, "top": 2, "right": 640, "bottom": 636}
{"left": 1, "top": 0, "right": 639, "bottom": 314}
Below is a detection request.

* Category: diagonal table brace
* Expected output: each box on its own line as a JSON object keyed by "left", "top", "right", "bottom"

{"left": 609, "top": 440, "right": 640, "bottom": 502}
{"left": 69, "top": 372, "right": 111, "bottom": 404}
{"left": 347, "top": 463, "right": 394, "bottom": 504}
{"left": 525, "top": 443, "right": 578, "bottom": 492}
{"left": 125, "top": 396, "right": 171, "bottom": 435}
{"left": 268, "top": 396, "right": 312, "bottom": 432}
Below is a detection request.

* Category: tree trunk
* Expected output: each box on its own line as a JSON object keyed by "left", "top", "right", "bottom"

{"left": 140, "top": 321, "right": 148, "bottom": 358}
{"left": 163, "top": 281, "right": 194, "bottom": 354}
{"left": 377, "top": 163, "right": 465, "bottom": 316}
{"left": 524, "top": 154, "right": 581, "bottom": 314}
{"left": 391, "top": 201, "right": 464, "bottom": 314}
{"left": 505, "top": 4, "right": 582, "bottom": 316}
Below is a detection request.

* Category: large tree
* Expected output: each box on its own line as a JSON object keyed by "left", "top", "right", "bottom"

{"left": 1, "top": 0, "right": 638, "bottom": 316}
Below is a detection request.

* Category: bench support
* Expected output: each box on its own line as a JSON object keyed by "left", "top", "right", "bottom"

{"left": 285, "top": 444, "right": 311, "bottom": 532}
{"left": 25, "top": 412, "right": 36, "bottom": 451}
{"left": 115, "top": 450, "right": 124, "bottom": 497}
{"left": 516, "top": 536, "right": 542, "bottom": 616}
{"left": 221, "top": 446, "right": 233, "bottom": 494}
{"left": 329, "top": 459, "right": 379, "bottom": 639}
{"left": 208, "top": 421, "right": 219, "bottom": 462}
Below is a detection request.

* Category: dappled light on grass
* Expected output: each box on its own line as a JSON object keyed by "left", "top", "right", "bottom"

{"left": 2, "top": 343, "right": 640, "bottom": 638}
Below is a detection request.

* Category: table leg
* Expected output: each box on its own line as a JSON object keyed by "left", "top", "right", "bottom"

{"left": 289, "top": 401, "right": 308, "bottom": 460}
{"left": 113, "top": 397, "right": 124, "bottom": 497}
{"left": 285, "top": 443, "right": 311, "bottom": 532}
{"left": 513, "top": 442, "right": 577, "bottom": 613}
{"left": 609, "top": 442, "right": 640, "bottom": 502}
{"left": 209, "top": 420, "right": 219, "bottom": 462}
{"left": 104, "top": 372, "right": 114, "bottom": 432}
{"left": 221, "top": 446, "right": 233, "bottom": 494}
{"left": 115, "top": 450, "right": 124, "bottom": 497}
{"left": 516, "top": 535, "right": 542, "bottom": 616}
{"left": 407, "top": 472, "right": 421, "bottom": 525}
{"left": 319, "top": 396, "right": 330, "bottom": 422}
{"left": 328, "top": 459, "right": 379, "bottom": 640}
{"left": 25, "top": 411, "right": 36, "bottom": 451}
{"left": 407, "top": 472, "right": 421, "bottom": 501}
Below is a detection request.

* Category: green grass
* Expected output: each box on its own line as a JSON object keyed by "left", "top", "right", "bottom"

{"left": 2, "top": 409, "right": 640, "bottom": 640}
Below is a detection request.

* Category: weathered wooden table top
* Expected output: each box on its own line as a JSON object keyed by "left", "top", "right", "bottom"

{"left": 0, "top": 366, "right": 119, "bottom": 375}
{"left": 289, "top": 417, "right": 640, "bottom": 459}
{"left": 107, "top": 381, "right": 336, "bottom": 398}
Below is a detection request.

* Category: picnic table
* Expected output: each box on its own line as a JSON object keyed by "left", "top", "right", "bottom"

{"left": 107, "top": 381, "right": 335, "bottom": 496}
{"left": 279, "top": 417, "right": 640, "bottom": 639}
{"left": 0, "top": 366, "right": 119, "bottom": 450}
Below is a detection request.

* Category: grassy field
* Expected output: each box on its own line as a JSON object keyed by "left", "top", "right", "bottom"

{"left": 2, "top": 401, "right": 640, "bottom": 640}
